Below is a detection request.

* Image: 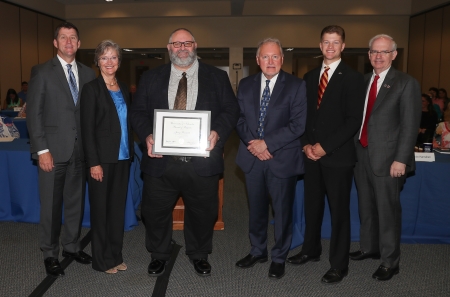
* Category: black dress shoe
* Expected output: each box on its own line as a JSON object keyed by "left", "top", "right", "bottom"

{"left": 44, "top": 257, "right": 65, "bottom": 278}
{"left": 372, "top": 265, "right": 399, "bottom": 281}
{"left": 286, "top": 252, "right": 320, "bottom": 265}
{"left": 349, "top": 250, "right": 380, "bottom": 261}
{"left": 268, "top": 262, "right": 285, "bottom": 279}
{"left": 62, "top": 250, "right": 92, "bottom": 264}
{"left": 191, "top": 259, "right": 211, "bottom": 277}
{"left": 147, "top": 259, "right": 167, "bottom": 277}
{"left": 321, "top": 268, "right": 348, "bottom": 284}
{"left": 236, "top": 254, "right": 268, "bottom": 268}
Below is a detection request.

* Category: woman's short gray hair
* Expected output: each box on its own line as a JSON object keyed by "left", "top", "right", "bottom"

{"left": 94, "top": 39, "right": 122, "bottom": 67}
{"left": 256, "top": 38, "right": 284, "bottom": 57}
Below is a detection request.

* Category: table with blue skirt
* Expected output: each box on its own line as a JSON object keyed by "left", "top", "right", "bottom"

{"left": 291, "top": 153, "right": 450, "bottom": 248}
{"left": 0, "top": 138, "right": 143, "bottom": 231}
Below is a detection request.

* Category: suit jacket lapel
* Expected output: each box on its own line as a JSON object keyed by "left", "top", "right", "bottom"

{"left": 157, "top": 64, "right": 171, "bottom": 109}
{"left": 252, "top": 73, "right": 262, "bottom": 121}
{"left": 372, "top": 68, "right": 396, "bottom": 113}
{"left": 196, "top": 62, "right": 214, "bottom": 110}
{"left": 319, "top": 63, "right": 345, "bottom": 110}
{"left": 53, "top": 57, "right": 74, "bottom": 105}
{"left": 267, "top": 70, "right": 285, "bottom": 114}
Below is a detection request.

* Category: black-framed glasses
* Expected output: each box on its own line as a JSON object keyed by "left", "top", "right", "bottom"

{"left": 168, "top": 41, "right": 195, "bottom": 48}
{"left": 369, "top": 50, "right": 395, "bottom": 56}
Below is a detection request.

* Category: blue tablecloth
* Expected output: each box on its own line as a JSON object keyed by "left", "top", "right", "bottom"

{"left": 0, "top": 110, "right": 19, "bottom": 118}
{"left": 291, "top": 153, "right": 450, "bottom": 248}
{"left": 0, "top": 139, "right": 143, "bottom": 231}
{"left": 12, "top": 118, "right": 28, "bottom": 138}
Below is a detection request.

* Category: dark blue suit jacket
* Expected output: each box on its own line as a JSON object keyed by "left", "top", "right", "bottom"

{"left": 235, "top": 70, "right": 307, "bottom": 178}
{"left": 131, "top": 62, "right": 239, "bottom": 177}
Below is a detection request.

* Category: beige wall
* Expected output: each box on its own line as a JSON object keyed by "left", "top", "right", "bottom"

{"left": 411, "top": 0, "right": 450, "bottom": 14}
{"left": 0, "top": 1, "right": 62, "bottom": 107}
{"left": 408, "top": 4, "right": 450, "bottom": 93}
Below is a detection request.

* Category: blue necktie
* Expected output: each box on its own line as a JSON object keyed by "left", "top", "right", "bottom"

{"left": 257, "top": 80, "right": 271, "bottom": 139}
{"left": 66, "top": 64, "right": 78, "bottom": 105}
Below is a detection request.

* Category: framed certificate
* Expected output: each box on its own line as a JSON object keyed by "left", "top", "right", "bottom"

{"left": 152, "top": 109, "right": 211, "bottom": 157}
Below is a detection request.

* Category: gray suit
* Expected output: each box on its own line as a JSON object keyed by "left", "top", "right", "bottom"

{"left": 27, "top": 56, "right": 95, "bottom": 259}
{"left": 354, "top": 67, "right": 421, "bottom": 268}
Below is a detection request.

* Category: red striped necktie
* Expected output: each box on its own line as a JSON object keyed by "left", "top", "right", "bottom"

{"left": 317, "top": 66, "right": 330, "bottom": 109}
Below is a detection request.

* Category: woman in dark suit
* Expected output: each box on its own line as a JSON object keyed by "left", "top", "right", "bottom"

{"left": 80, "top": 40, "right": 134, "bottom": 274}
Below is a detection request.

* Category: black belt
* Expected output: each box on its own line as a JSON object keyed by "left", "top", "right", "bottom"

{"left": 171, "top": 156, "right": 192, "bottom": 162}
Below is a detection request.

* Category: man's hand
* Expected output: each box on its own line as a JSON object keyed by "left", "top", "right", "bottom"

{"left": 390, "top": 161, "right": 406, "bottom": 178}
{"left": 90, "top": 165, "right": 103, "bottom": 182}
{"left": 206, "top": 130, "right": 220, "bottom": 151}
{"left": 247, "top": 139, "right": 268, "bottom": 156}
{"left": 311, "top": 143, "right": 326, "bottom": 157}
{"left": 38, "top": 152, "right": 54, "bottom": 172}
{"left": 256, "top": 149, "right": 273, "bottom": 161}
{"left": 303, "top": 144, "right": 320, "bottom": 161}
{"left": 146, "top": 134, "right": 163, "bottom": 158}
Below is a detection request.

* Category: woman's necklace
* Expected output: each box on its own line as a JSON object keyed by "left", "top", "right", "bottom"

{"left": 105, "top": 77, "right": 117, "bottom": 86}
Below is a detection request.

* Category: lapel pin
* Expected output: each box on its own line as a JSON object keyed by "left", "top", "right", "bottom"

{"left": 338, "top": 72, "right": 342, "bottom": 74}
{"left": 384, "top": 84, "right": 390, "bottom": 88}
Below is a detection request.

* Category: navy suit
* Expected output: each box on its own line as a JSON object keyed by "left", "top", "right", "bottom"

{"left": 236, "top": 70, "right": 307, "bottom": 262}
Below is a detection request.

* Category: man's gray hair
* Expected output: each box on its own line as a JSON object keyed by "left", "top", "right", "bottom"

{"left": 369, "top": 34, "right": 397, "bottom": 51}
{"left": 94, "top": 39, "right": 122, "bottom": 67}
{"left": 256, "top": 38, "right": 284, "bottom": 57}
{"left": 168, "top": 28, "right": 196, "bottom": 43}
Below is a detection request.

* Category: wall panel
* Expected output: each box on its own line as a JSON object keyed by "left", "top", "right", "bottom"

{"left": 0, "top": 2, "right": 22, "bottom": 107}
{"left": 38, "top": 14, "right": 54, "bottom": 64}
{"left": 407, "top": 14, "right": 425, "bottom": 88}
{"left": 439, "top": 6, "right": 450, "bottom": 92}
{"left": 422, "top": 9, "right": 443, "bottom": 91}
{"left": 20, "top": 8, "right": 38, "bottom": 83}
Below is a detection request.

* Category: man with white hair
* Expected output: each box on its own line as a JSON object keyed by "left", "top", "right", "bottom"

{"left": 349, "top": 34, "right": 421, "bottom": 281}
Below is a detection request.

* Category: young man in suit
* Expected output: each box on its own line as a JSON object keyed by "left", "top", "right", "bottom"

{"left": 235, "top": 38, "right": 307, "bottom": 279}
{"left": 350, "top": 34, "right": 421, "bottom": 281}
{"left": 26, "top": 22, "right": 95, "bottom": 278}
{"left": 287, "top": 25, "right": 365, "bottom": 284}
{"left": 131, "top": 28, "right": 239, "bottom": 277}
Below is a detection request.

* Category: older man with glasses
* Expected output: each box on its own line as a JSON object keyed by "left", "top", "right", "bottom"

{"left": 350, "top": 34, "right": 421, "bottom": 281}
{"left": 131, "top": 28, "right": 239, "bottom": 277}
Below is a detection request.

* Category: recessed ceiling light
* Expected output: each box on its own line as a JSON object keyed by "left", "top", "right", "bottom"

{"left": 286, "top": 48, "right": 294, "bottom": 51}
{"left": 123, "top": 49, "right": 133, "bottom": 52}
{"left": 105, "top": 0, "right": 113, "bottom": 2}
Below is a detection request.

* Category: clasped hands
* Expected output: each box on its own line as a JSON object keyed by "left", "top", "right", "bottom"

{"left": 146, "top": 130, "right": 219, "bottom": 158}
{"left": 304, "top": 143, "right": 326, "bottom": 161}
{"left": 247, "top": 139, "right": 272, "bottom": 161}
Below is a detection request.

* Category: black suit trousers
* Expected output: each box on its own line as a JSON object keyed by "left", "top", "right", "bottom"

{"left": 302, "top": 160, "right": 353, "bottom": 270}
{"left": 141, "top": 158, "right": 219, "bottom": 261}
{"left": 38, "top": 139, "right": 86, "bottom": 259}
{"left": 88, "top": 160, "right": 130, "bottom": 272}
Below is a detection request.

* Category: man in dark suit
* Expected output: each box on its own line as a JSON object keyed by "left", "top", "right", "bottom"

{"left": 287, "top": 25, "right": 365, "bottom": 284}
{"left": 235, "top": 38, "right": 307, "bottom": 279}
{"left": 131, "top": 28, "right": 239, "bottom": 277}
{"left": 26, "top": 22, "right": 95, "bottom": 278}
{"left": 349, "top": 34, "right": 421, "bottom": 281}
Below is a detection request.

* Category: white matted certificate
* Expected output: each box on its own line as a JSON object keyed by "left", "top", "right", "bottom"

{"left": 152, "top": 109, "right": 211, "bottom": 157}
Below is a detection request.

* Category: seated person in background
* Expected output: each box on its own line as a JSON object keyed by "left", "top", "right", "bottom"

{"left": 439, "top": 88, "right": 449, "bottom": 109}
{"left": 17, "top": 81, "right": 28, "bottom": 104}
{"left": 430, "top": 87, "right": 445, "bottom": 117}
{"left": 435, "top": 104, "right": 450, "bottom": 148}
{"left": 3, "top": 89, "right": 23, "bottom": 110}
{"left": 417, "top": 94, "right": 438, "bottom": 146}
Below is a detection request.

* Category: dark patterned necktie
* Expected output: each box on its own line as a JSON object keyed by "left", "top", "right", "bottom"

{"left": 174, "top": 72, "right": 187, "bottom": 110}
{"left": 257, "top": 80, "right": 271, "bottom": 139}
{"left": 360, "top": 75, "right": 380, "bottom": 147}
{"left": 66, "top": 64, "right": 78, "bottom": 105}
{"left": 317, "top": 66, "right": 329, "bottom": 109}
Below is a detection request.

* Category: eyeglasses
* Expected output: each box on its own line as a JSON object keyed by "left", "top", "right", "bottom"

{"left": 168, "top": 41, "right": 195, "bottom": 48}
{"left": 369, "top": 50, "right": 395, "bottom": 56}
{"left": 259, "top": 55, "right": 282, "bottom": 61}
{"left": 99, "top": 56, "right": 118, "bottom": 63}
